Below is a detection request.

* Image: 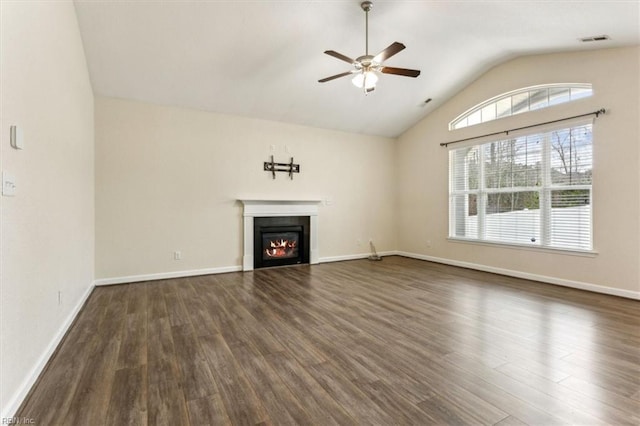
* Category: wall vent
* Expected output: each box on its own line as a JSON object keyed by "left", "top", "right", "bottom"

{"left": 420, "top": 98, "right": 432, "bottom": 107}
{"left": 580, "top": 35, "right": 610, "bottom": 42}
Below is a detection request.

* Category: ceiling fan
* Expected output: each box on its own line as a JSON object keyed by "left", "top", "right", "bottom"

{"left": 318, "top": 1, "right": 421, "bottom": 93}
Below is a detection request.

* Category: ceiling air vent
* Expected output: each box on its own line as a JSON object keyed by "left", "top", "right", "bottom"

{"left": 580, "top": 35, "right": 610, "bottom": 42}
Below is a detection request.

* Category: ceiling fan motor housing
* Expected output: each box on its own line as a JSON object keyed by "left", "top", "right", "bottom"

{"left": 355, "top": 55, "right": 378, "bottom": 69}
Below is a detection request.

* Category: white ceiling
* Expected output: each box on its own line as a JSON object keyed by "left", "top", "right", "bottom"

{"left": 73, "top": 1, "right": 640, "bottom": 138}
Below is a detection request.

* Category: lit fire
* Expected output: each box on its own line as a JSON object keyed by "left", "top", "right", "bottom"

{"left": 265, "top": 238, "right": 297, "bottom": 258}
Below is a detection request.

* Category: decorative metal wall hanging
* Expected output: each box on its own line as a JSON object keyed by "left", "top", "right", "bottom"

{"left": 264, "top": 155, "right": 300, "bottom": 180}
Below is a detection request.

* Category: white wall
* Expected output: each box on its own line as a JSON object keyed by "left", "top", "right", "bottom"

{"left": 0, "top": 1, "right": 95, "bottom": 417}
{"left": 397, "top": 46, "right": 640, "bottom": 297}
{"left": 95, "top": 97, "right": 396, "bottom": 280}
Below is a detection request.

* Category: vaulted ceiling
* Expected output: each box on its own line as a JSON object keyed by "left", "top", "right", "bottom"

{"left": 74, "top": 1, "right": 640, "bottom": 138}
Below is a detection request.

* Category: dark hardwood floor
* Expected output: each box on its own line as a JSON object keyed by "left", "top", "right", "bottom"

{"left": 17, "top": 256, "right": 640, "bottom": 425}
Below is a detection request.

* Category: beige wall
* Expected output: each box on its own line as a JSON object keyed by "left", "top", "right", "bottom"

{"left": 0, "top": 1, "right": 95, "bottom": 417}
{"left": 397, "top": 46, "right": 640, "bottom": 295}
{"left": 95, "top": 97, "right": 397, "bottom": 279}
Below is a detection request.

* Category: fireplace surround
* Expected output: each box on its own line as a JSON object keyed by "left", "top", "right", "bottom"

{"left": 240, "top": 199, "right": 321, "bottom": 271}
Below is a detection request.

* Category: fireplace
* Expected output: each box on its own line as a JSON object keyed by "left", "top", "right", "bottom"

{"left": 239, "top": 199, "right": 321, "bottom": 271}
{"left": 254, "top": 216, "right": 310, "bottom": 269}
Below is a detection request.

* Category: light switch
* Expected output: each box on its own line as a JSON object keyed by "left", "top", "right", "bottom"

{"left": 2, "top": 172, "right": 16, "bottom": 196}
{"left": 10, "top": 126, "right": 24, "bottom": 150}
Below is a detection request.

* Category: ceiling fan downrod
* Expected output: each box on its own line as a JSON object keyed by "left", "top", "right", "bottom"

{"left": 362, "top": 1, "right": 372, "bottom": 56}
{"left": 360, "top": 1, "right": 375, "bottom": 94}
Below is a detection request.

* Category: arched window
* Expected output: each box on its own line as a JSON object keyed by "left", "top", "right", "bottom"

{"left": 449, "top": 83, "right": 593, "bottom": 130}
{"left": 447, "top": 81, "right": 596, "bottom": 253}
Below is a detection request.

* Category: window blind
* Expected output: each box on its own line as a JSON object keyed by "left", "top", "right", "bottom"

{"left": 449, "top": 122, "right": 593, "bottom": 251}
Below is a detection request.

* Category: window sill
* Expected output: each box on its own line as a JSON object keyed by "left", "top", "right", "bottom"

{"left": 447, "top": 237, "right": 598, "bottom": 257}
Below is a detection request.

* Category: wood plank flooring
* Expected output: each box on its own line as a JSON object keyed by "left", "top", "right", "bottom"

{"left": 16, "top": 256, "right": 640, "bottom": 425}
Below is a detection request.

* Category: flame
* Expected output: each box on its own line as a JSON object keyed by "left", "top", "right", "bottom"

{"left": 265, "top": 238, "right": 298, "bottom": 258}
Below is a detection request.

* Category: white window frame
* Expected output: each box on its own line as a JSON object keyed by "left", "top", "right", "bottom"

{"left": 448, "top": 120, "right": 594, "bottom": 254}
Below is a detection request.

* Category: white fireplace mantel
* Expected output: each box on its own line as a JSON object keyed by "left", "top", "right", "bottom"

{"left": 239, "top": 199, "right": 321, "bottom": 271}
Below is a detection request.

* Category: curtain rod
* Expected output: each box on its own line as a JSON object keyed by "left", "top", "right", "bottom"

{"left": 440, "top": 108, "right": 606, "bottom": 147}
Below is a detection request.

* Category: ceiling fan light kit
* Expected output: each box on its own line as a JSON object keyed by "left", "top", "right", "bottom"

{"left": 352, "top": 70, "right": 378, "bottom": 90}
{"left": 319, "top": 1, "right": 421, "bottom": 94}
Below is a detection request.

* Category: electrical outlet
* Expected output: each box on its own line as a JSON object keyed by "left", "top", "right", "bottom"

{"left": 426, "top": 240, "right": 432, "bottom": 248}
{"left": 2, "top": 172, "right": 16, "bottom": 196}
{"left": 356, "top": 239, "right": 362, "bottom": 246}
{"left": 58, "top": 291, "right": 62, "bottom": 306}
{"left": 174, "top": 251, "right": 181, "bottom": 260}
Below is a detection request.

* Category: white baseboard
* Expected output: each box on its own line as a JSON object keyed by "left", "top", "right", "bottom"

{"left": 94, "top": 265, "right": 243, "bottom": 286}
{"left": 396, "top": 251, "right": 640, "bottom": 300}
{"left": 1, "top": 282, "right": 95, "bottom": 420}
{"left": 91, "top": 250, "right": 639, "bottom": 300}
{"left": 319, "top": 251, "right": 397, "bottom": 263}
{"left": 96, "top": 253, "right": 402, "bottom": 285}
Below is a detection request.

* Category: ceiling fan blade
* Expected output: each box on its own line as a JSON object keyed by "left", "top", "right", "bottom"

{"left": 381, "top": 66, "right": 421, "bottom": 78}
{"left": 318, "top": 71, "right": 355, "bottom": 83}
{"left": 373, "top": 42, "right": 406, "bottom": 63}
{"left": 324, "top": 50, "right": 356, "bottom": 64}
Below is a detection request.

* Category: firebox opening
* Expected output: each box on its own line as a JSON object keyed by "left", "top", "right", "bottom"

{"left": 253, "top": 216, "right": 310, "bottom": 269}
{"left": 262, "top": 232, "right": 300, "bottom": 260}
